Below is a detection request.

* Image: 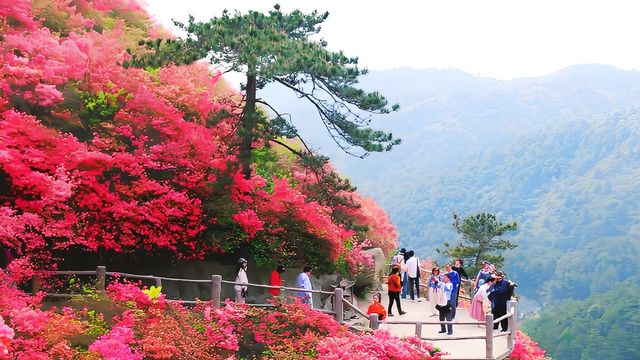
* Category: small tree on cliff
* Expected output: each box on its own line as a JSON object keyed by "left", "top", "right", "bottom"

{"left": 127, "top": 4, "right": 400, "bottom": 178}
{"left": 439, "top": 212, "right": 518, "bottom": 274}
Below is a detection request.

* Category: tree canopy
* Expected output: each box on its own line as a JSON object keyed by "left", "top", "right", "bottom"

{"left": 126, "top": 4, "right": 400, "bottom": 178}
{"left": 439, "top": 212, "right": 518, "bottom": 273}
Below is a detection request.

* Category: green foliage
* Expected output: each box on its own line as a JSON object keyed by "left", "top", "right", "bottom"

{"left": 79, "top": 88, "right": 127, "bottom": 127}
{"left": 522, "top": 281, "right": 640, "bottom": 360}
{"left": 126, "top": 5, "right": 400, "bottom": 178}
{"left": 438, "top": 212, "right": 517, "bottom": 273}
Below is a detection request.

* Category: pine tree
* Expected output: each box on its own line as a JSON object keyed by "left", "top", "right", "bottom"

{"left": 126, "top": 4, "right": 400, "bottom": 178}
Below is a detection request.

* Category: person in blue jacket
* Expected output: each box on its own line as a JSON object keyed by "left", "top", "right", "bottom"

{"left": 445, "top": 262, "right": 461, "bottom": 317}
{"left": 487, "top": 271, "right": 510, "bottom": 331}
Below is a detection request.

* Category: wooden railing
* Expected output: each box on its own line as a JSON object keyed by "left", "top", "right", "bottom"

{"left": 35, "top": 266, "right": 517, "bottom": 359}
{"left": 34, "top": 265, "right": 341, "bottom": 317}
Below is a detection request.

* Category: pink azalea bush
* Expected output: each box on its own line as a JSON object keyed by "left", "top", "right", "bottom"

{"left": 0, "top": 270, "right": 444, "bottom": 359}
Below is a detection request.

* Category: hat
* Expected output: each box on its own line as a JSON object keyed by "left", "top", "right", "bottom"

{"left": 238, "top": 257, "right": 247, "bottom": 264}
{"left": 494, "top": 271, "right": 505, "bottom": 277}
{"left": 482, "top": 260, "right": 492, "bottom": 265}
{"left": 399, "top": 248, "right": 406, "bottom": 254}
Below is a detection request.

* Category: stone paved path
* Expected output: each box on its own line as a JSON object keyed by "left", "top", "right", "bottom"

{"left": 351, "top": 292, "right": 510, "bottom": 359}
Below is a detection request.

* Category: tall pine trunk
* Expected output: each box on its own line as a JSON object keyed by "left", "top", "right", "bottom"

{"left": 240, "top": 73, "right": 257, "bottom": 179}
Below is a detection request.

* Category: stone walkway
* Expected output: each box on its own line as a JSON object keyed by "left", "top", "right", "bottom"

{"left": 351, "top": 292, "right": 510, "bottom": 359}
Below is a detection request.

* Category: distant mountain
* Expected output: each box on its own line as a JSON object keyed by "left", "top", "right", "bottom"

{"left": 260, "top": 64, "right": 640, "bottom": 358}
{"left": 259, "top": 64, "right": 640, "bottom": 299}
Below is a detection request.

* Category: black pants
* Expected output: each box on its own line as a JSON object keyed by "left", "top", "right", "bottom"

{"left": 438, "top": 300, "right": 453, "bottom": 334}
{"left": 492, "top": 303, "right": 508, "bottom": 331}
{"left": 408, "top": 276, "right": 420, "bottom": 300}
{"left": 388, "top": 292, "right": 402, "bottom": 314}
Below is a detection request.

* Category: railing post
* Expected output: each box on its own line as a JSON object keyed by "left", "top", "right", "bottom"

{"left": 485, "top": 313, "right": 494, "bottom": 359}
{"left": 369, "top": 313, "right": 380, "bottom": 330}
{"left": 155, "top": 277, "right": 162, "bottom": 288}
{"left": 508, "top": 300, "right": 518, "bottom": 349}
{"left": 32, "top": 275, "right": 41, "bottom": 294}
{"left": 334, "top": 288, "right": 344, "bottom": 324}
{"left": 415, "top": 322, "right": 422, "bottom": 338}
{"left": 96, "top": 266, "right": 106, "bottom": 292}
{"left": 211, "top": 275, "right": 222, "bottom": 309}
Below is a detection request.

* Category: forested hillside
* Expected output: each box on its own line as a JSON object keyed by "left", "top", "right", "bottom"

{"left": 263, "top": 65, "right": 640, "bottom": 359}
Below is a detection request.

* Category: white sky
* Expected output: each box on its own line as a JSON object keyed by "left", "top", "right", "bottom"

{"left": 144, "top": 0, "right": 640, "bottom": 80}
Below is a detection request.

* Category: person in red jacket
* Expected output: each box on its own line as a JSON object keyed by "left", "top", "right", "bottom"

{"left": 387, "top": 266, "right": 406, "bottom": 316}
{"left": 269, "top": 265, "right": 286, "bottom": 297}
{"left": 367, "top": 292, "right": 387, "bottom": 320}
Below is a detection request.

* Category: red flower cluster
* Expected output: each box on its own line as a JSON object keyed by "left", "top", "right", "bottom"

{"left": 0, "top": 0, "right": 398, "bottom": 274}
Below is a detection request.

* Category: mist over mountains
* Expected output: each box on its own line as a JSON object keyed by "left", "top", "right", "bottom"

{"left": 260, "top": 63, "right": 640, "bottom": 298}
{"left": 260, "top": 64, "right": 640, "bottom": 358}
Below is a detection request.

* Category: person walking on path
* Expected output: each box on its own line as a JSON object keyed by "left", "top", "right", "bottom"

{"left": 488, "top": 271, "right": 510, "bottom": 332}
{"left": 428, "top": 267, "right": 442, "bottom": 316}
{"left": 387, "top": 266, "right": 406, "bottom": 316}
{"left": 437, "top": 273, "right": 454, "bottom": 335}
{"left": 367, "top": 292, "right": 387, "bottom": 320}
{"left": 269, "top": 264, "right": 286, "bottom": 297}
{"left": 296, "top": 265, "right": 314, "bottom": 307}
{"left": 234, "top": 258, "right": 249, "bottom": 304}
{"left": 445, "top": 263, "right": 460, "bottom": 316}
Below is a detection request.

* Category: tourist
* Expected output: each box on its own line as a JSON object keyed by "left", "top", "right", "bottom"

{"left": 234, "top": 257, "right": 249, "bottom": 304}
{"left": 367, "top": 292, "right": 387, "bottom": 320}
{"left": 269, "top": 264, "right": 286, "bottom": 297}
{"left": 436, "top": 273, "right": 454, "bottom": 335}
{"left": 452, "top": 258, "right": 469, "bottom": 280}
{"left": 428, "top": 267, "right": 441, "bottom": 316}
{"left": 488, "top": 271, "right": 510, "bottom": 332}
{"left": 401, "top": 248, "right": 410, "bottom": 299}
{"left": 474, "top": 260, "right": 493, "bottom": 290}
{"left": 391, "top": 248, "right": 405, "bottom": 267}
{"left": 445, "top": 263, "right": 460, "bottom": 316}
{"left": 296, "top": 265, "right": 313, "bottom": 307}
{"left": 470, "top": 276, "right": 495, "bottom": 322}
{"left": 405, "top": 251, "right": 421, "bottom": 301}
{"left": 387, "top": 265, "right": 406, "bottom": 316}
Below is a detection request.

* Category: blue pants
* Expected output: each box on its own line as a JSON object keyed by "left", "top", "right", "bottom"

{"left": 450, "top": 283, "right": 459, "bottom": 317}
{"left": 401, "top": 273, "right": 408, "bottom": 298}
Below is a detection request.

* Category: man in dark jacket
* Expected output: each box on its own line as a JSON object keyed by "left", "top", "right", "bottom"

{"left": 488, "top": 271, "right": 510, "bottom": 331}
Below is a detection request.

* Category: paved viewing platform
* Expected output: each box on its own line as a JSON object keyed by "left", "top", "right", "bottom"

{"left": 350, "top": 287, "right": 511, "bottom": 359}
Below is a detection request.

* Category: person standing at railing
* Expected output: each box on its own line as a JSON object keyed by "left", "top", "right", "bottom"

{"left": 470, "top": 276, "right": 495, "bottom": 322}
{"left": 269, "top": 265, "right": 286, "bottom": 297}
{"left": 474, "top": 261, "right": 493, "bottom": 291}
{"left": 436, "top": 273, "right": 454, "bottom": 335}
{"left": 387, "top": 265, "right": 406, "bottom": 316}
{"left": 428, "top": 267, "right": 442, "bottom": 317}
{"left": 488, "top": 271, "right": 509, "bottom": 332}
{"left": 296, "top": 265, "right": 313, "bottom": 307}
{"left": 452, "top": 259, "right": 469, "bottom": 280}
{"left": 234, "top": 258, "right": 249, "bottom": 304}
{"left": 445, "top": 263, "right": 460, "bottom": 316}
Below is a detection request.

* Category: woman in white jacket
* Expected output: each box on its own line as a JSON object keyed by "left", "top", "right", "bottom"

{"left": 234, "top": 258, "right": 249, "bottom": 304}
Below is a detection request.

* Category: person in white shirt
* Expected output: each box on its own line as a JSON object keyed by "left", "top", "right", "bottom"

{"left": 234, "top": 258, "right": 249, "bottom": 304}
{"left": 437, "top": 273, "right": 454, "bottom": 335}
{"left": 296, "top": 265, "right": 314, "bottom": 307}
{"left": 470, "top": 276, "right": 495, "bottom": 321}
{"left": 405, "top": 251, "right": 421, "bottom": 301}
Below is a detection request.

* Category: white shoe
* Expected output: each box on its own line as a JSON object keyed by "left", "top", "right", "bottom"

{"left": 416, "top": 299, "right": 422, "bottom": 302}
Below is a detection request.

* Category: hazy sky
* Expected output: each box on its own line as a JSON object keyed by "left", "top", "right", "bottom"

{"left": 145, "top": 0, "right": 640, "bottom": 80}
